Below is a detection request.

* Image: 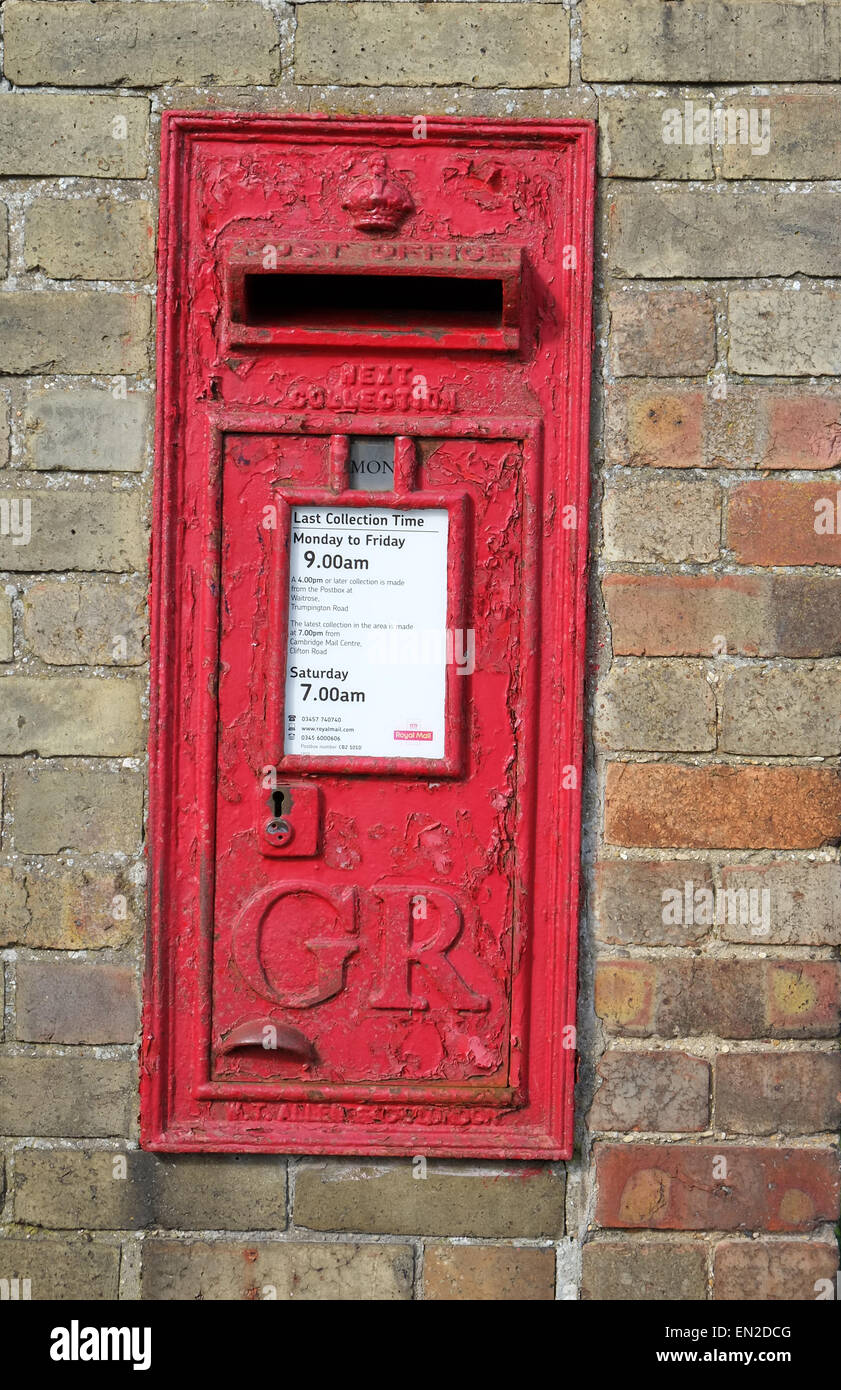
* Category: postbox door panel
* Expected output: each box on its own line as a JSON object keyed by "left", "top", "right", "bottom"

{"left": 211, "top": 431, "right": 534, "bottom": 1101}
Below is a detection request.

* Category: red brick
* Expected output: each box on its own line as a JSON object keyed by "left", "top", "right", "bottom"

{"left": 715, "top": 1052, "right": 841, "bottom": 1134}
{"left": 604, "top": 763, "right": 841, "bottom": 850}
{"left": 606, "top": 382, "right": 841, "bottom": 471}
{"left": 765, "top": 395, "right": 841, "bottom": 470}
{"left": 607, "top": 381, "right": 705, "bottom": 467}
{"left": 589, "top": 1051, "right": 710, "bottom": 1132}
{"left": 728, "top": 479, "right": 841, "bottom": 565}
{"left": 14, "top": 960, "right": 138, "bottom": 1044}
{"left": 609, "top": 289, "right": 715, "bottom": 377}
{"left": 765, "top": 964, "right": 840, "bottom": 1036}
{"left": 604, "top": 573, "right": 765, "bottom": 656}
{"left": 604, "top": 573, "right": 841, "bottom": 658}
{"left": 595, "top": 962, "right": 656, "bottom": 1035}
{"left": 595, "top": 1144, "right": 840, "bottom": 1231}
{"left": 714, "top": 1239, "right": 839, "bottom": 1300}
{"left": 596, "top": 960, "right": 840, "bottom": 1040}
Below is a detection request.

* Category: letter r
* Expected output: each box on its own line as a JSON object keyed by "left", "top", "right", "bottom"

{"left": 370, "top": 886, "right": 489, "bottom": 1011}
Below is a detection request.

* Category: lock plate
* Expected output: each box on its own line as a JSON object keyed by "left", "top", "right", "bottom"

{"left": 258, "top": 782, "right": 321, "bottom": 857}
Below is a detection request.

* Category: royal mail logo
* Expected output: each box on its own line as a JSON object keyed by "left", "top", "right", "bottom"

{"left": 394, "top": 729, "right": 433, "bottom": 741}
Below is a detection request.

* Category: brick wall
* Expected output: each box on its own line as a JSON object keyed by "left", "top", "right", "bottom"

{"left": 0, "top": 0, "right": 839, "bottom": 1302}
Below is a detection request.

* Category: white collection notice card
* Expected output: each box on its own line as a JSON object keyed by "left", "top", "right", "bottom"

{"left": 284, "top": 504, "right": 449, "bottom": 759}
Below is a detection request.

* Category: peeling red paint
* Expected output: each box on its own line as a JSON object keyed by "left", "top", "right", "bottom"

{"left": 142, "top": 114, "right": 595, "bottom": 1158}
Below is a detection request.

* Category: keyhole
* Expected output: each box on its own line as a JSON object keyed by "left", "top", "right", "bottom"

{"left": 271, "top": 787, "right": 292, "bottom": 817}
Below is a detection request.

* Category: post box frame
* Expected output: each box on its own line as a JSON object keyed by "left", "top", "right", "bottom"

{"left": 142, "top": 113, "right": 596, "bottom": 1158}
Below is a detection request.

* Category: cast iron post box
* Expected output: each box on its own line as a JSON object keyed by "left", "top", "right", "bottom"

{"left": 143, "top": 114, "right": 596, "bottom": 1158}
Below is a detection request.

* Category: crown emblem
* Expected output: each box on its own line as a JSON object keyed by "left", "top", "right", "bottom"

{"left": 341, "top": 157, "right": 415, "bottom": 233}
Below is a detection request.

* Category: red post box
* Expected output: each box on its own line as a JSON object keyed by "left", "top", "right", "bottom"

{"left": 142, "top": 114, "right": 596, "bottom": 1158}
